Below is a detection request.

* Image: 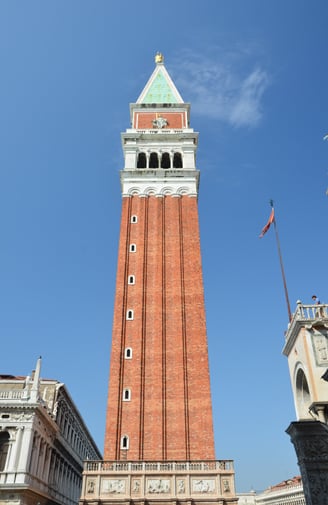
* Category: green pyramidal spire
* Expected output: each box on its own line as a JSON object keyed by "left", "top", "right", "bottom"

{"left": 137, "top": 53, "right": 184, "bottom": 104}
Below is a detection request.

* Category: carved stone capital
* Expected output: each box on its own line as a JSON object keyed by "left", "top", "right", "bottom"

{"left": 286, "top": 421, "right": 328, "bottom": 505}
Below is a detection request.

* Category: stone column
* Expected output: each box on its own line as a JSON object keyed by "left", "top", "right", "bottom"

{"left": 9, "top": 426, "right": 24, "bottom": 471}
{"left": 286, "top": 420, "right": 328, "bottom": 505}
{"left": 37, "top": 438, "right": 47, "bottom": 480}
{"left": 31, "top": 433, "right": 41, "bottom": 476}
{"left": 43, "top": 446, "right": 52, "bottom": 483}
{"left": 170, "top": 151, "right": 174, "bottom": 168}
{"left": 17, "top": 425, "right": 33, "bottom": 474}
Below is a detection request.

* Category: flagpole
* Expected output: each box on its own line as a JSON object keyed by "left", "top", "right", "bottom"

{"left": 270, "top": 200, "right": 292, "bottom": 322}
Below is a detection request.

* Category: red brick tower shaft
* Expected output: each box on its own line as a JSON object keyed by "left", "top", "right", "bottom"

{"left": 104, "top": 55, "right": 215, "bottom": 462}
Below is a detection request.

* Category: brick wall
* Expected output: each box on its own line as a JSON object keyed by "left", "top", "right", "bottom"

{"left": 104, "top": 195, "right": 215, "bottom": 461}
{"left": 134, "top": 112, "right": 185, "bottom": 129}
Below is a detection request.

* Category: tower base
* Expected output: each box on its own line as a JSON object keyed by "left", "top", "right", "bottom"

{"left": 79, "top": 460, "right": 237, "bottom": 505}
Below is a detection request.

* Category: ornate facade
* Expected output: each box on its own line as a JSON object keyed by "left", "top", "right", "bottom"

{"left": 238, "top": 477, "right": 305, "bottom": 505}
{"left": 255, "top": 476, "right": 305, "bottom": 505}
{"left": 283, "top": 300, "right": 328, "bottom": 422}
{"left": 0, "top": 358, "right": 101, "bottom": 505}
{"left": 283, "top": 301, "right": 328, "bottom": 504}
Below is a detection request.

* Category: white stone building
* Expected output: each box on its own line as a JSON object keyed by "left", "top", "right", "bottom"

{"left": 238, "top": 476, "right": 305, "bottom": 505}
{"left": 0, "top": 358, "right": 101, "bottom": 505}
{"left": 283, "top": 300, "right": 328, "bottom": 422}
{"left": 237, "top": 490, "right": 256, "bottom": 505}
{"left": 255, "top": 476, "right": 305, "bottom": 505}
{"left": 283, "top": 301, "right": 328, "bottom": 504}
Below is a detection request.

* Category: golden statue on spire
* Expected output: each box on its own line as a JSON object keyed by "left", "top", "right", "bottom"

{"left": 155, "top": 52, "right": 164, "bottom": 64}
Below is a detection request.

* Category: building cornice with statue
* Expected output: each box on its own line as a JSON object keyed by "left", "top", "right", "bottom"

{"left": 0, "top": 357, "right": 101, "bottom": 505}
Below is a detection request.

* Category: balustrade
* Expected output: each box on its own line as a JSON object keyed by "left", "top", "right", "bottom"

{"left": 0, "top": 390, "right": 23, "bottom": 400}
{"left": 294, "top": 302, "right": 328, "bottom": 320}
{"left": 85, "top": 460, "right": 234, "bottom": 473}
{"left": 284, "top": 302, "right": 328, "bottom": 345}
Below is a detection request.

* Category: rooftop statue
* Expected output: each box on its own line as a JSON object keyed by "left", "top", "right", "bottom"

{"left": 155, "top": 52, "right": 164, "bottom": 64}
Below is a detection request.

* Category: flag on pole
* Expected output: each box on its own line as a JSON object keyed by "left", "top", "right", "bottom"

{"left": 259, "top": 208, "right": 275, "bottom": 238}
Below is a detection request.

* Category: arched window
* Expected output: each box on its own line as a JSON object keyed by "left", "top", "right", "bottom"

{"left": 149, "top": 152, "right": 159, "bottom": 168}
{"left": 121, "top": 435, "right": 129, "bottom": 450}
{"left": 295, "top": 368, "right": 311, "bottom": 418}
{"left": 123, "top": 389, "right": 131, "bottom": 401}
{"left": 173, "top": 152, "right": 183, "bottom": 168}
{"left": 131, "top": 215, "right": 137, "bottom": 224}
{"left": 126, "top": 310, "right": 134, "bottom": 320}
{"left": 128, "top": 275, "right": 135, "bottom": 285}
{"left": 129, "top": 244, "right": 136, "bottom": 252}
{"left": 125, "top": 347, "right": 132, "bottom": 359}
{"left": 137, "top": 153, "right": 147, "bottom": 168}
{"left": 161, "top": 152, "right": 170, "bottom": 169}
{"left": 0, "top": 432, "right": 10, "bottom": 472}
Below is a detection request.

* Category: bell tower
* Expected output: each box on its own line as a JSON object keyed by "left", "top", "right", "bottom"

{"left": 104, "top": 52, "right": 214, "bottom": 462}
{"left": 79, "top": 54, "right": 237, "bottom": 505}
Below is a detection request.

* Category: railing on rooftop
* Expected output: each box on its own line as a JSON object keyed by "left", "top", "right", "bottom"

{"left": 84, "top": 460, "right": 234, "bottom": 473}
{"left": 0, "top": 390, "right": 23, "bottom": 400}
{"left": 293, "top": 302, "right": 328, "bottom": 321}
{"left": 284, "top": 302, "right": 328, "bottom": 345}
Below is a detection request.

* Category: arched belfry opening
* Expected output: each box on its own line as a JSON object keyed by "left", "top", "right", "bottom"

{"left": 149, "top": 152, "right": 159, "bottom": 168}
{"left": 173, "top": 152, "right": 183, "bottom": 168}
{"left": 161, "top": 152, "right": 170, "bottom": 169}
{"left": 137, "top": 152, "right": 147, "bottom": 168}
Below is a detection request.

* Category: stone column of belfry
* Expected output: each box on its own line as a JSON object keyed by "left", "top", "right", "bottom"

{"left": 104, "top": 53, "right": 215, "bottom": 463}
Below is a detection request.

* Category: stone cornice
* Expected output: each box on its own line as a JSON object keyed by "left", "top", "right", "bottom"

{"left": 120, "top": 170, "right": 199, "bottom": 197}
{"left": 122, "top": 130, "right": 198, "bottom": 146}
{"left": 283, "top": 319, "right": 306, "bottom": 356}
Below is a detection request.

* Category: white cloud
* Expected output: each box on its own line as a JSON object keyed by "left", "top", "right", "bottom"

{"left": 171, "top": 50, "right": 269, "bottom": 128}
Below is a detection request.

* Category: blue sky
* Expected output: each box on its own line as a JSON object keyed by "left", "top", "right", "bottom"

{"left": 1, "top": 0, "right": 328, "bottom": 493}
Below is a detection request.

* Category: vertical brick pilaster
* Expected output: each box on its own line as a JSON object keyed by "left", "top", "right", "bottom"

{"left": 181, "top": 196, "right": 215, "bottom": 460}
